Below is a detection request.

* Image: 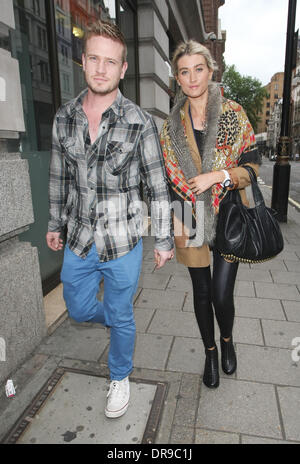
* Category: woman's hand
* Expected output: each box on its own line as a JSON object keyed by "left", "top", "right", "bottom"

{"left": 188, "top": 171, "right": 225, "bottom": 195}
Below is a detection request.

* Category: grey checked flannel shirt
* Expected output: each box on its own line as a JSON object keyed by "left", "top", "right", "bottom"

{"left": 48, "top": 89, "right": 173, "bottom": 261}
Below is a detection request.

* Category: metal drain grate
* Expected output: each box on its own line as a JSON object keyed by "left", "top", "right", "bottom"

{"left": 2, "top": 368, "right": 168, "bottom": 444}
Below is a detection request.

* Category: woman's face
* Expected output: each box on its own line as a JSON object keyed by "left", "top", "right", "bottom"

{"left": 176, "top": 53, "right": 213, "bottom": 99}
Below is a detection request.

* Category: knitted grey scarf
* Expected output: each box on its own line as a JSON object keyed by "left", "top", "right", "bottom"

{"left": 168, "top": 81, "right": 222, "bottom": 247}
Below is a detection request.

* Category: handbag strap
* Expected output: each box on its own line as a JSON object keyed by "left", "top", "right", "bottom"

{"left": 242, "top": 165, "right": 266, "bottom": 208}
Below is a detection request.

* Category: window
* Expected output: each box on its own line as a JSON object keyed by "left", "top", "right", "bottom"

{"left": 40, "top": 61, "right": 50, "bottom": 84}
{"left": 57, "top": 0, "right": 65, "bottom": 10}
{"left": 12, "top": 0, "right": 55, "bottom": 151}
{"left": 37, "top": 26, "right": 47, "bottom": 50}
{"left": 54, "top": 0, "right": 138, "bottom": 104}
{"left": 58, "top": 17, "right": 65, "bottom": 36}
{"left": 32, "top": 0, "right": 41, "bottom": 16}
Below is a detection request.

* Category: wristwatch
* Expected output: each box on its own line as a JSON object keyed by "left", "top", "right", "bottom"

{"left": 221, "top": 169, "right": 232, "bottom": 188}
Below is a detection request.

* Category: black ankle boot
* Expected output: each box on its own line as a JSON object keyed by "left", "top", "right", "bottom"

{"left": 203, "top": 346, "right": 219, "bottom": 388}
{"left": 220, "top": 336, "right": 237, "bottom": 375}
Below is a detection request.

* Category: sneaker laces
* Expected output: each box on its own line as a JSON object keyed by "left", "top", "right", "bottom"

{"left": 107, "top": 381, "right": 119, "bottom": 398}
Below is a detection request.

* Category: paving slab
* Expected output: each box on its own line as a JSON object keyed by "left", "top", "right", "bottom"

{"left": 0, "top": 356, "right": 59, "bottom": 442}
{"left": 182, "top": 293, "right": 194, "bottom": 312}
{"left": 236, "top": 268, "right": 272, "bottom": 283}
{"left": 235, "top": 296, "right": 286, "bottom": 320}
{"left": 13, "top": 371, "right": 158, "bottom": 444}
{"left": 133, "top": 333, "right": 173, "bottom": 370}
{"left": 147, "top": 310, "right": 199, "bottom": 337}
{"left": 271, "top": 270, "right": 300, "bottom": 285}
{"left": 277, "top": 386, "right": 300, "bottom": 442}
{"left": 255, "top": 282, "right": 300, "bottom": 301}
{"left": 133, "top": 308, "right": 155, "bottom": 332}
{"left": 236, "top": 344, "right": 300, "bottom": 387}
{"left": 284, "top": 260, "right": 300, "bottom": 272}
{"left": 153, "top": 261, "right": 189, "bottom": 276}
{"left": 166, "top": 275, "right": 193, "bottom": 292}
{"left": 172, "top": 373, "right": 201, "bottom": 429}
{"left": 166, "top": 337, "right": 204, "bottom": 374}
{"left": 277, "top": 251, "right": 300, "bottom": 261}
{"left": 142, "top": 250, "right": 156, "bottom": 261}
{"left": 138, "top": 272, "right": 170, "bottom": 290}
{"left": 134, "top": 289, "right": 186, "bottom": 311}
{"left": 37, "top": 319, "right": 109, "bottom": 362}
{"left": 169, "top": 425, "right": 194, "bottom": 444}
{"left": 232, "top": 317, "right": 264, "bottom": 345}
{"left": 234, "top": 281, "right": 255, "bottom": 297}
{"left": 282, "top": 300, "right": 300, "bottom": 322}
{"left": 241, "top": 435, "right": 298, "bottom": 444}
{"left": 141, "top": 261, "right": 156, "bottom": 273}
{"left": 196, "top": 378, "right": 282, "bottom": 439}
{"left": 195, "top": 429, "right": 240, "bottom": 444}
{"left": 261, "top": 320, "right": 300, "bottom": 349}
{"left": 250, "top": 260, "right": 288, "bottom": 271}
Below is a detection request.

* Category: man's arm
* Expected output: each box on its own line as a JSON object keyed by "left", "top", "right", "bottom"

{"left": 139, "top": 116, "right": 174, "bottom": 267}
{"left": 46, "top": 115, "right": 71, "bottom": 251}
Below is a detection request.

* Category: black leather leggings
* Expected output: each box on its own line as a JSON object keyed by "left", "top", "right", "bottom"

{"left": 188, "top": 249, "right": 239, "bottom": 349}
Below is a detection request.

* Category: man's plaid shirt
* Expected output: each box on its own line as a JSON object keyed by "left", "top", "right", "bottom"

{"left": 48, "top": 89, "right": 173, "bottom": 261}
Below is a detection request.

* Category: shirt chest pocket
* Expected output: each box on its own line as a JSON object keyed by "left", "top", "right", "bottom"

{"left": 61, "top": 137, "right": 85, "bottom": 163}
{"left": 105, "top": 141, "right": 136, "bottom": 176}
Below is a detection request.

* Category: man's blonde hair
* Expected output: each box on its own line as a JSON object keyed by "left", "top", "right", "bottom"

{"left": 83, "top": 19, "right": 127, "bottom": 63}
{"left": 172, "top": 40, "right": 218, "bottom": 76}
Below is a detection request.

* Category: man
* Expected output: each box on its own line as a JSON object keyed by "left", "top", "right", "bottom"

{"left": 46, "top": 19, "right": 174, "bottom": 419}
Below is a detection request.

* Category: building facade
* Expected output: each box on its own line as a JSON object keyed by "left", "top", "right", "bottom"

{"left": 266, "top": 98, "right": 282, "bottom": 157}
{"left": 291, "top": 37, "right": 300, "bottom": 157}
{"left": 202, "top": 0, "right": 225, "bottom": 83}
{"left": 0, "top": 0, "right": 225, "bottom": 384}
{"left": 256, "top": 72, "right": 284, "bottom": 135}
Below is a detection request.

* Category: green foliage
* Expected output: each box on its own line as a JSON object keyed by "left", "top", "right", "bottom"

{"left": 222, "top": 65, "right": 268, "bottom": 133}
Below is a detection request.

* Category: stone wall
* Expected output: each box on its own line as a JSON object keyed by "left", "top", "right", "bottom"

{"left": 0, "top": 1, "right": 46, "bottom": 385}
{"left": 137, "top": 0, "right": 170, "bottom": 131}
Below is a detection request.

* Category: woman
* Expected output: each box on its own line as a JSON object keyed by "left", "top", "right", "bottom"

{"left": 160, "top": 40, "right": 260, "bottom": 388}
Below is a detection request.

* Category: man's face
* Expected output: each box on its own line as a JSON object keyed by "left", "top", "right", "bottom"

{"left": 82, "top": 35, "right": 128, "bottom": 96}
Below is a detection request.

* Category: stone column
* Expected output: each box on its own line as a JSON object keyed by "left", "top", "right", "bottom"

{"left": 0, "top": 0, "right": 46, "bottom": 385}
{"left": 137, "top": 0, "right": 170, "bottom": 131}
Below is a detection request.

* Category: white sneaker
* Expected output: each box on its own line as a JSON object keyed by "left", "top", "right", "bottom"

{"left": 105, "top": 377, "right": 130, "bottom": 418}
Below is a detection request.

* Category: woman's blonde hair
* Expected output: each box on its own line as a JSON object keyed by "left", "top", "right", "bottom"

{"left": 172, "top": 40, "right": 218, "bottom": 77}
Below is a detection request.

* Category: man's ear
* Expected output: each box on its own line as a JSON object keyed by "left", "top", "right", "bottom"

{"left": 82, "top": 53, "right": 86, "bottom": 71}
{"left": 120, "top": 61, "right": 128, "bottom": 80}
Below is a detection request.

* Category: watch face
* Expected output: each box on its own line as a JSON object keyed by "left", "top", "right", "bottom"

{"left": 224, "top": 179, "right": 231, "bottom": 187}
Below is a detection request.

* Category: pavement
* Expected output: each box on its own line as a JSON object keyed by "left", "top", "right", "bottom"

{"left": 0, "top": 183, "right": 300, "bottom": 445}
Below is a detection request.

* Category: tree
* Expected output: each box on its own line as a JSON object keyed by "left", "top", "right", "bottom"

{"left": 222, "top": 65, "right": 268, "bottom": 133}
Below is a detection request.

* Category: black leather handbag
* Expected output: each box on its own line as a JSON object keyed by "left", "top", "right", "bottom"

{"left": 215, "top": 165, "right": 284, "bottom": 263}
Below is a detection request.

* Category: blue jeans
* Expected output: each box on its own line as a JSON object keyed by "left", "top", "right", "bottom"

{"left": 60, "top": 240, "right": 143, "bottom": 380}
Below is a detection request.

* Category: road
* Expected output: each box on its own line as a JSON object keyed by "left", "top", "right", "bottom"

{"left": 258, "top": 158, "right": 300, "bottom": 210}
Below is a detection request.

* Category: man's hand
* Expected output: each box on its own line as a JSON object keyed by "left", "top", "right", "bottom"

{"left": 46, "top": 232, "right": 64, "bottom": 251}
{"left": 154, "top": 248, "right": 175, "bottom": 270}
